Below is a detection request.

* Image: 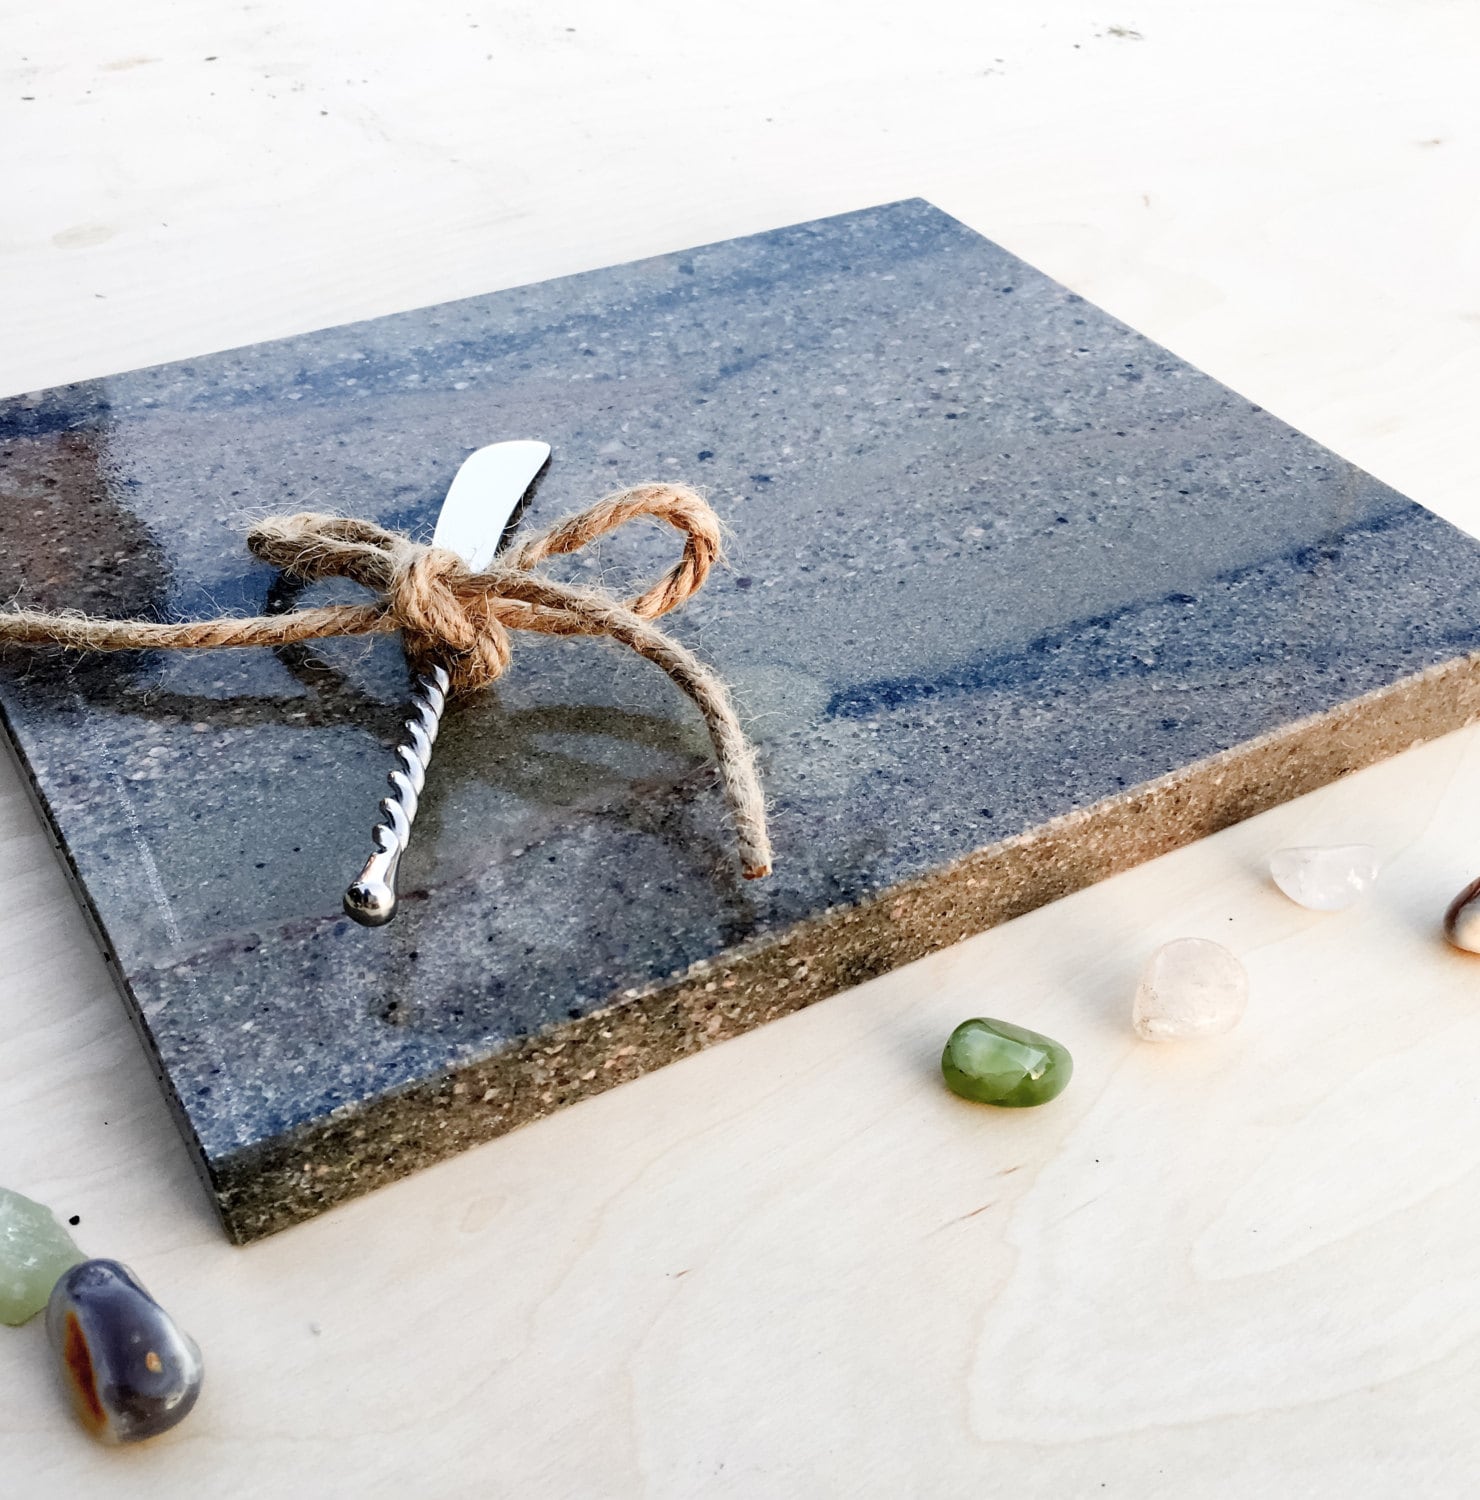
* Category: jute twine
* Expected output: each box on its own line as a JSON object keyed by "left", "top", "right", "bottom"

{"left": 0, "top": 483, "right": 772, "bottom": 879}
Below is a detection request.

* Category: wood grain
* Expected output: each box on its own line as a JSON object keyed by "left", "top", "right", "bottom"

{"left": 4, "top": 1, "right": 1480, "bottom": 1492}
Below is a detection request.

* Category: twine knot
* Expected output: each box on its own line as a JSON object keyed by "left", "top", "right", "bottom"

{"left": 0, "top": 483, "right": 771, "bottom": 879}
{"left": 393, "top": 544, "right": 515, "bottom": 695}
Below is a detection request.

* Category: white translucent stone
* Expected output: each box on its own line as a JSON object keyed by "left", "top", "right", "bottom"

{"left": 1268, "top": 844, "right": 1380, "bottom": 911}
{"left": 1133, "top": 938, "right": 1248, "bottom": 1042}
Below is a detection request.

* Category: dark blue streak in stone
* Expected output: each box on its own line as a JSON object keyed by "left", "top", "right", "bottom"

{"left": 0, "top": 397, "right": 112, "bottom": 440}
{"left": 827, "top": 502, "right": 1428, "bottom": 719}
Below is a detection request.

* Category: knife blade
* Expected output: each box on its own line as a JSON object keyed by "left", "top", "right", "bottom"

{"left": 343, "top": 439, "right": 551, "bottom": 927}
{"left": 432, "top": 438, "right": 551, "bottom": 571}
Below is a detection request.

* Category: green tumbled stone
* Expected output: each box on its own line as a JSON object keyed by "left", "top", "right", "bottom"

{"left": 941, "top": 1017, "right": 1073, "bottom": 1107}
{"left": 0, "top": 1187, "right": 84, "bottom": 1326}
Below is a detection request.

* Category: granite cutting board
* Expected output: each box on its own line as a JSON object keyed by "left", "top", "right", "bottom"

{"left": 4, "top": 200, "right": 1480, "bottom": 1242}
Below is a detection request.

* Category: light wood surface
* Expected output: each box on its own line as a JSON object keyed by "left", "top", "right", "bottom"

{"left": 4, "top": 2, "right": 1480, "bottom": 1493}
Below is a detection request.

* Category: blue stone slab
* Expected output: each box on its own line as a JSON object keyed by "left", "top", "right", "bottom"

{"left": 3, "top": 199, "right": 1480, "bottom": 1240}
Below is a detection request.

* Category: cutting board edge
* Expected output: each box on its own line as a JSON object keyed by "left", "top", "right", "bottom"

{"left": 202, "top": 645, "right": 1480, "bottom": 1242}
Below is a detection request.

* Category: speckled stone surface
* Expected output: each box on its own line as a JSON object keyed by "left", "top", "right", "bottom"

{"left": 3, "top": 199, "right": 1480, "bottom": 1241}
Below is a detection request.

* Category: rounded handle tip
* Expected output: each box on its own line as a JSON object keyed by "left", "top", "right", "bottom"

{"left": 344, "top": 879, "right": 397, "bottom": 927}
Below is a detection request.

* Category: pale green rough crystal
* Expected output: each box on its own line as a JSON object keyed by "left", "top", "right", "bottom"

{"left": 0, "top": 1187, "right": 84, "bottom": 1325}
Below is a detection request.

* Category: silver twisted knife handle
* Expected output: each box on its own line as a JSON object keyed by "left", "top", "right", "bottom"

{"left": 343, "top": 664, "right": 451, "bottom": 926}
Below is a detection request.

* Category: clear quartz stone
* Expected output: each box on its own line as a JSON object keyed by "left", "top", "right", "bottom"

{"left": 1133, "top": 938, "right": 1248, "bottom": 1041}
{"left": 1268, "top": 844, "right": 1380, "bottom": 911}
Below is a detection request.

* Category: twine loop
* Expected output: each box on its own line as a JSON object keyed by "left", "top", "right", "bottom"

{"left": 0, "top": 483, "right": 771, "bottom": 878}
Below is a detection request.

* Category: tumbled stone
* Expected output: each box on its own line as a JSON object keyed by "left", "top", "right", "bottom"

{"left": 1444, "top": 876, "right": 1480, "bottom": 953}
{"left": 941, "top": 1017, "right": 1073, "bottom": 1107}
{"left": 1133, "top": 938, "right": 1248, "bottom": 1041}
{"left": 1269, "top": 844, "right": 1380, "bottom": 910}
{"left": 0, "top": 1187, "right": 83, "bottom": 1326}
{"left": 46, "top": 1259, "right": 203, "bottom": 1444}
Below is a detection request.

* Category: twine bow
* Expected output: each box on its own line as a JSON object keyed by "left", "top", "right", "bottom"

{"left": 0, "top": 483, "right": 772, "bottom": 879}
